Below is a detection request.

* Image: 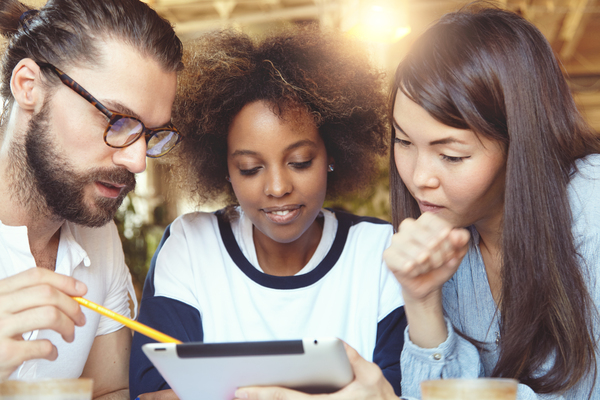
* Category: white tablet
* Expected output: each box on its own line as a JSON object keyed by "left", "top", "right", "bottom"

{"left": 142, "top": 337, "right": 354, "bottom": 400}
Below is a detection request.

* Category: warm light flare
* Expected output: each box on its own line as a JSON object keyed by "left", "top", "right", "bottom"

{"left": 347, "top": 0, "right": 411, "bottom": 43}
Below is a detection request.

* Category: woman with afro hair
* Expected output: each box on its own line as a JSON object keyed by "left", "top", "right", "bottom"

{"left": 129, "top": 27, "right": 406, "bottom": 399}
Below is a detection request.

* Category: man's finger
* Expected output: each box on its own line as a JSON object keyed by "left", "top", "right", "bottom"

{"left": 0, "top": 338, "right": 58, "bottom": 371}
{"left": 0, "top": 285, "right": 86, "bottom": 326}
{"left": 0, "top": 306, "right": 79, "bottom": 342}
{"left": 0, "top": 268, "right": 87, "bottom": 297}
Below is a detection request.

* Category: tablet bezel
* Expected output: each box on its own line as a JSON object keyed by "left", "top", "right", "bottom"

{"left": 142, "top": 337, "right": 353, "bottom": 399}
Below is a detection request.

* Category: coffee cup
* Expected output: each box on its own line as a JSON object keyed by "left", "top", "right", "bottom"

{"left": 0, "top": 378, "right": 93, "bottom": 400}
{"left": 421, "top": 378, "right": 518, "bottom": 400}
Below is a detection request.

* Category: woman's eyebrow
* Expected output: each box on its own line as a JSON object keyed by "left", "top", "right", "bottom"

{"left": 231, "top": 139, "right": 317, "bottom": 157}
{"left": 394, "top": 118, "right": 468, "bottom": 146}
{"left": 392, "top": 119, "right": 406, "bottom": 136}
{"left": 230, "top": 149, "right": 259, "bottom": 157}
{"left": 284, "top": 139, "right": 317, "bottom": 152}
{"left": 429, "top": 137, "right": 468, "bottom": 146}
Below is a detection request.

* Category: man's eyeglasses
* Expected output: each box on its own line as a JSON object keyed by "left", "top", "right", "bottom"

{"left": 37, "top": 62, "right": 182, "bottom": 158}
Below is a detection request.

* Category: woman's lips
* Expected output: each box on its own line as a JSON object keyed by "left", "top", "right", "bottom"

{"left": 262, "top": 206, "right": 302, "bottom": 224}
{"left": 417, "top": 199, "right": 445, "bottom": 213}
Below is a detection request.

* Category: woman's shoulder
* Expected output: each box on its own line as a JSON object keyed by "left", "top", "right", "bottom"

{"left": 173, "top": 209, "right": 223, "bottom": 223}
{"left": 324, "top": 210, "right": 394, "bottom": 261}
{"left": 327, "top": 208, "right": 392, "bottom": 228}
{"left": 167, "top": 209, "right": 225, "bottom": 237}
{"left": 572, "top": 154, "right": 600, "bottom": 181}
{"left": 569, "top": 154, "right": 600, "bottom": 233}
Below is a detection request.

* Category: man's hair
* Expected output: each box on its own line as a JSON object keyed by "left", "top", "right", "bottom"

{"left": 0, "top": 0, "right": 183, "bottom": 123}
{"left": 172, "top": 27, "right": 388, "bottom": 206}
{"left": 391, "top": 3, "right": 600, "bottom": 395}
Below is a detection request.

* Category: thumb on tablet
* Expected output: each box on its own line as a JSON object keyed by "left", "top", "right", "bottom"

{"left": 233, "top": 344, "right": 390, "bottom": 400}
{"left": 337, "top": 342, "right": 398, "bottom": 400}
{"left": 341, "top": 341, "right": 385, "bottom": 386}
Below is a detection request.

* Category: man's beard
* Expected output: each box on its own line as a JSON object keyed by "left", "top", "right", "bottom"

{"left": 8, "top": 102, "right": 136, "bottom": 227}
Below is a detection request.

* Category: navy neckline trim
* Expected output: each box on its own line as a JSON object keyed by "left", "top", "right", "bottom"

{"left": 143, "top": 224, "right": 172, "bottom": 299}
{"left": 217, "top": 209, "right": 367, "bottom": 289}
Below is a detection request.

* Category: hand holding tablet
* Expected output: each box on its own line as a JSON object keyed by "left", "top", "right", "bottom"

{"left": 232, "top": 344, "right": 400, "bottom": 400}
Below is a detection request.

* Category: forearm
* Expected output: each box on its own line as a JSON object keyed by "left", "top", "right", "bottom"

{"left": 94, "top": 388, "right": 129, "bottom": 400}
{"left": 404, "top": 291, "right": 447, "bottom": 348}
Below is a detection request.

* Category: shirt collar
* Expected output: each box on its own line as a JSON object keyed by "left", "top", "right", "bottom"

{"left": 0, "top": 220, "right": 91, "bottom": 277}
{"left": 55, "top": 222, "right": 92, "bottom": 276}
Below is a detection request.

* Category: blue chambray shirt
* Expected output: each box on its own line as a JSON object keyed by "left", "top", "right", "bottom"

{"left": 401, "top": 154, "right": 600, "bottom": 400}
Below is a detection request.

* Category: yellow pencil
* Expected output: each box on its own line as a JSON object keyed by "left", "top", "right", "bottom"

{"left": 73, "top": 297, "right": 182, "bottom": 344}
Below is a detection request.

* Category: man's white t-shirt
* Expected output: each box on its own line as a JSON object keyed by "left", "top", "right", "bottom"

{"left": 0, "top": 219, "right": 136, "bottom": 380}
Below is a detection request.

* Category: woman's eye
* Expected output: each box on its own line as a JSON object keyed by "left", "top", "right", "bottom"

{"left": 239, "top": 167, "right": 261, "bottom": 175}
{"left": 394, "top": 138, "right": 411, "bottom": 147}
{"left": 441, "top": 155, "right": 469, "bottom": 163}
{"left": 290, "top": 160, "right": 312, "bottom": 169}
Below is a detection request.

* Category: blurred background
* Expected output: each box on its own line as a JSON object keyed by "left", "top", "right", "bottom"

{"left": 11, "top": 0, "right": 600, "bottom": 295}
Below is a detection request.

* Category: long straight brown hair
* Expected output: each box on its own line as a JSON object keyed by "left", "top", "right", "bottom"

{"left": 390, "top": 4, "right": 600, "bottom": 395}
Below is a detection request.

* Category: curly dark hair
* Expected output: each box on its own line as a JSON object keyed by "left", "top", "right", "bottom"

{"left": 171, "top": 26, "right": 389, "bottom": 206}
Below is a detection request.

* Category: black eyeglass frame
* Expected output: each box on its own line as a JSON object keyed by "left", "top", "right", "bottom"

{"left": 37, "top": 62, "right": 182, "bottom": 158}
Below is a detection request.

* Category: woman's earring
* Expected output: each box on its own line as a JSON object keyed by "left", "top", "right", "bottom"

{"left": 225, "top": 175, "right": 231, "bottom": 182}
{"left": 328, "top": 164, "right": 335, "bottom": 172}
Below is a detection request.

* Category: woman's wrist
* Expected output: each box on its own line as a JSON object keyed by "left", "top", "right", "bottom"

{"left": 404, "top": 290, "right": 448, "bottom": 348}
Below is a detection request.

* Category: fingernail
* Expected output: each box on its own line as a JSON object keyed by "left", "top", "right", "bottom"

{"left": 234, "top": 390, "right": 248, "bottom": 399}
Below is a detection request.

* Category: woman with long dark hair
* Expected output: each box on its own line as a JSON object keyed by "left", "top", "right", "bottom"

{"left": 386, "top": 4, "right": 600, "bottom": 398}
{"left": 234, "top": 4, "right": 600, "bottom": 400}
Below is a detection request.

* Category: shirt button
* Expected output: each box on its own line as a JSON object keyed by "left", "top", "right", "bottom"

{"left": 432, "top": 353, "right": 442, "bottom": 360}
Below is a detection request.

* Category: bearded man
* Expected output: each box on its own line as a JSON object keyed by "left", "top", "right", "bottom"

{"left": 0, "top": 1, "right": 182, "bottom": 398}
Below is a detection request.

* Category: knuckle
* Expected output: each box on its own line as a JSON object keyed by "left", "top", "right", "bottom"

{"left": 382, "top": 248, "right": 393, "bottom": 264}
{"left": 37, "top": 284, "right": 58, "bottom": 302}
{"left": 396, "top": 258, "right": 414, "bottom": 274}
{"left": 0, "top": 341, "right": 15, "bottom": 362}
{"left": 37, "top": 339, "right": 55, "bottom": 357}
{"left": 398, "top": 218, "right": 415, "bottom": 230}
{"left": 39, "top": 306, "right": 62, "bottom": 325}
{"left": 28, "top": 267, "right": 47, "bottom": 282}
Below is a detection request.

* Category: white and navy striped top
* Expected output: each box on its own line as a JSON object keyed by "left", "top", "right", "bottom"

{"left": 130, "top": 208, "right": 406, "bottom": 398}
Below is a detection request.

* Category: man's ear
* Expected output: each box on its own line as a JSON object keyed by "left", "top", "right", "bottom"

{"left": 10, "top": 58, "right": 45, "bottom": 112}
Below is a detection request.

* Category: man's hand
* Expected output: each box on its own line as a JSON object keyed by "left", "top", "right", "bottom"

{"left": 233, "top": 344, "right": 398, "bottom": 400}
{"left": 0, "top": 268, "right": 87, "bottom": 380}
